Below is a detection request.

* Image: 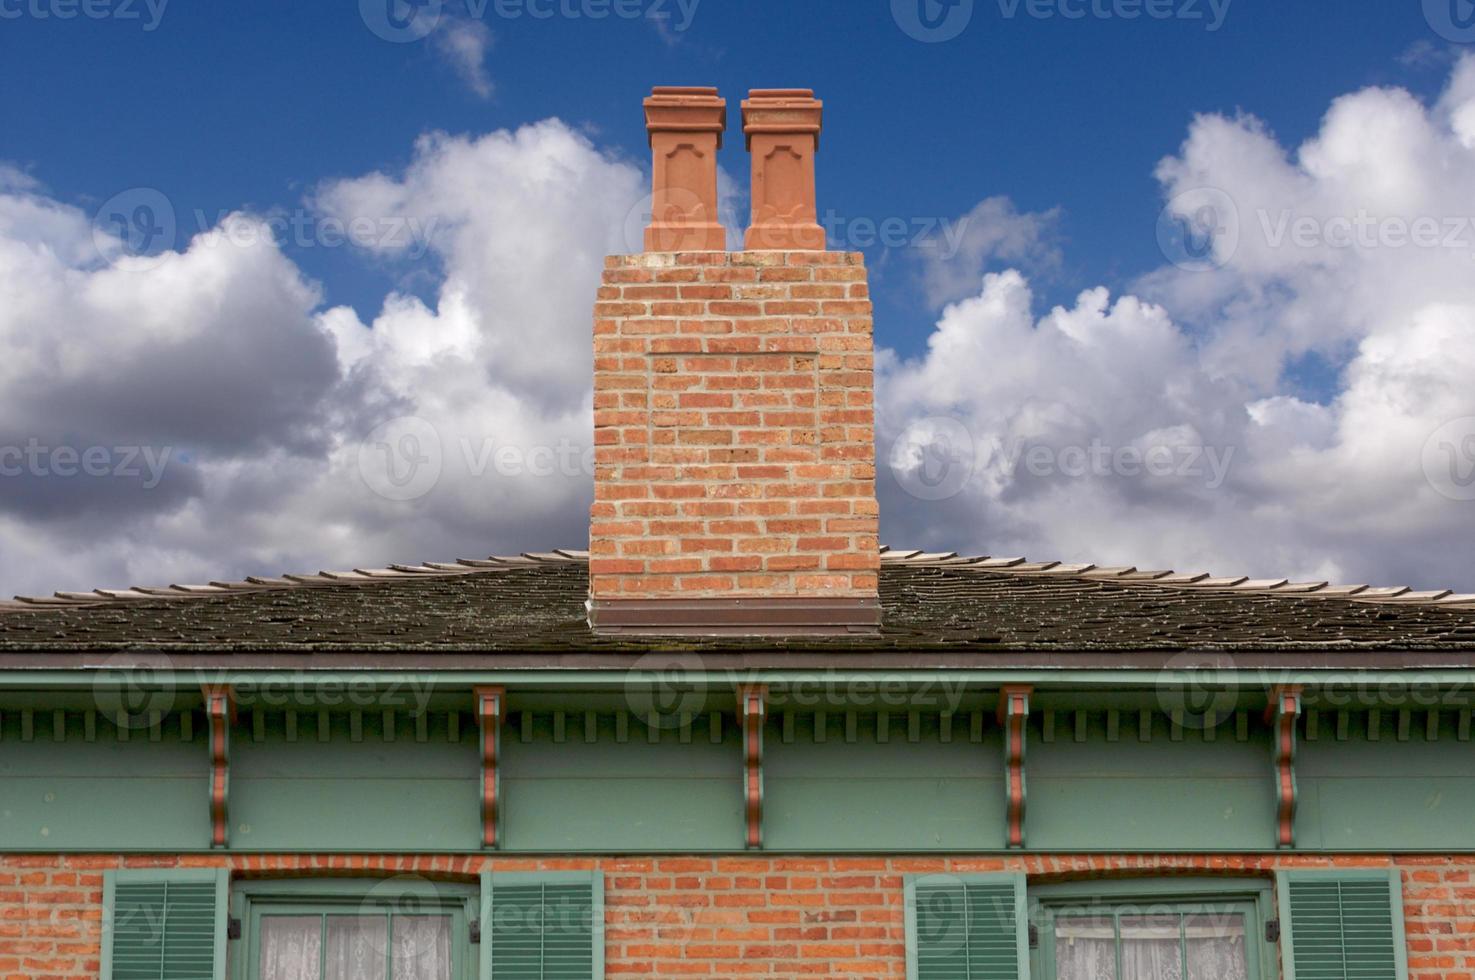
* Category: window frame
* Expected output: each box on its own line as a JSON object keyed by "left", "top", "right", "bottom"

{"left": 229, "top": 878, "right": 479, "bottom": 980}
{"left": 1030, "top": 878, "right": 1279, "bottom": 980}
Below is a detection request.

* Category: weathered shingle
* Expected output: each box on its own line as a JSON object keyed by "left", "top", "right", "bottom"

{"left": 1, "top": 550, "right": 1473, "bottom": 653}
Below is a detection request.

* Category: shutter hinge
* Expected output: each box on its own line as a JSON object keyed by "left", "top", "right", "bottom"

{"left": 469, "top": 920, "right": 481, "bottom": 944}
{"left": 227, "top": 917, "right": 243, "bottom": 941}
{"left": 1028, "top": 923, "right": 1040, "bottom": 949}
{"left": 1265, "top": 918, "right": 1280, "bottom": 943}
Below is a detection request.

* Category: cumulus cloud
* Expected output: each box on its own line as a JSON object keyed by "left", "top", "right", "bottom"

{"left": 0, "top": 120, "right": 647, "bottom": 598}
{"left": 918, "top": 195, "right": 1062, "bottom": 307}
{"left": 881, "top": 56, "right": 1475, "bottom": 590}
{"left": 4, "top": 59, "right": 1475, "bottom": 601}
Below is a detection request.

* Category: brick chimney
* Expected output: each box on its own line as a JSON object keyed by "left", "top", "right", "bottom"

{"left": 588, "top": 86, "right": 880, "bottom": 635}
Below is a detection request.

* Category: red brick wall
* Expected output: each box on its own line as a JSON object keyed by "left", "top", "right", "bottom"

{"left": 3, "top": 853, "right": 1471, "bottom": 980}
{"left": 590, "top": 250, "right": 879, "bottom": 601}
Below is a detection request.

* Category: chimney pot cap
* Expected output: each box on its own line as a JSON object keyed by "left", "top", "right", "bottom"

{"left": 646, "top": 85, "right": 723, "bottom": 102}
{"left": 644, "top": 85, "right": 728, "bottom": 148}
{"left": 741, "top": 88, "right": 823, "bottom": 151}
{"left": 746, "top": 88, "right": 817, "bottom": 100}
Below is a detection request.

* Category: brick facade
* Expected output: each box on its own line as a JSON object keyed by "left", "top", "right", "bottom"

{"left": 590, "top": 250, "right": 879, "bottom": 602}
{"left": 5, "top": 853, "right": 1471, "bottom": 980}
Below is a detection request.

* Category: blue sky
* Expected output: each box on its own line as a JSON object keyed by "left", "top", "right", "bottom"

{"left": 2, "top": 0, "right": 1455, "bottom": 371}
{"left": 3, "top": 0, "right": 1475, "bottom": 597}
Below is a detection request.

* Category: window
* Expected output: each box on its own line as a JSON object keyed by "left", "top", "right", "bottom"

{"left": 235, "top": 880, "right": 475, "bottom": 980}
{"left": 907, "top": 873, "right": 1408, "bottom": 980}
{"left": 101, "top": 871, "right": 604, "bottom": 980}
{"left": 1043, "top": 902, "right": 1260, "bottom": 980}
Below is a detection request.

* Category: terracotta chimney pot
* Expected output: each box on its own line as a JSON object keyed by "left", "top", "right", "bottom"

{"left": 643, "top": 85, "right": 727, "bottom": 252}
{"left": 742, "top": 88, "right": 826, "bottom": 251}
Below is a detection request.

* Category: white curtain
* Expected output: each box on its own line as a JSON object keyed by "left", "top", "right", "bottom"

{"left": 325, "top": 915, "right": 388, "bottom": 980}
{"left": 260, "top": 917, "right": 323, "bottom": 980}
{"left": 1054, "top": 914, "right": 1249, "bottom": 980}
{"left": 1055, "top": 916, "right": 1117, "bottom": 979}
{"left": 1120, "top": 916, "right": 1183, "bottom": 980}
{"left": 392, "top": 916, "right": 453, "bottom": 980}
{"left": 1185, "top": 914, "right": 1248, "bottom": 980}
{"left": 258, "top": 914, "right": 452, "bottom": 980}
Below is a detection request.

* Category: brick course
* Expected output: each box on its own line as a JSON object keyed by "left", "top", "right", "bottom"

{"left": 4, "top": 853, "right": 1472, "bottom": 980}
{"left": 591, "top": 250, "right": 879, "bottom": 601}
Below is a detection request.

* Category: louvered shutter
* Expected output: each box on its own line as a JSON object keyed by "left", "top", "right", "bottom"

{"left": 102, "top": 870, "right": 228, "bottom": 980}
{"left": 1279, "top": 870, "right": 1408, "bottom": 980}
{"left": 907, "top": 873, "right": 1029, "bottom": 980}
{"left": 480, "top": 872, "right": 604, "bottom": 980}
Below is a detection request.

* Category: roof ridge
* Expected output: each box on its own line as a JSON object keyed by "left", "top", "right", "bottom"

{"left": 876, "top": 547, "right": 1475, "bottom": 612}
{"left": 0, "top": 551, "right": 591, "bottom": 615}
{"left": 5, "top": 546, "right": 1473, "bottom": 617}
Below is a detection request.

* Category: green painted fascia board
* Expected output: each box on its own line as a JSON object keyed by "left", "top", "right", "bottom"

{"left": 101, "top": 867, "right": 228, "bottom": 980}
{"left": 1277, "top": 868, "right": 1409, "bottom": 980}
{"left": 16, "top": 844, "right": 1475, "bottom": 855}
{"left": 10, "top": 668, "right": 1475, "bottom": 688}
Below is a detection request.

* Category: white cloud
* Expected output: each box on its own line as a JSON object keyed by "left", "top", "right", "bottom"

{"left": 918, "top": 195, "right": 1062, "bottom": 307}
{"left": 0, "top": 120, "right": 646, "bottom": 599}
{"left": 4, "top": 58, "right": 1475, "bottom": 603}
{"left": 880, "top": 56, "right": 1475, "bottom": 590}
{"left": 435, "top": 17, "right": 494, "bottom": 99}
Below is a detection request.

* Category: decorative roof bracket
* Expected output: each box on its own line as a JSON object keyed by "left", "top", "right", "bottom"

{"left": 202, "top": 685, "right": 234, "bottom": 849}
{"left": 1268, "top": 686, "right": 1303, "bottom": 848}
{"left": 998, "top": 686, "right": 1032, "bottom": 849}
{"left": 475, "top": 687, "right": 506, "bottom": 849}
{"left": 739, "top": 686, "right": 767, "bottom": 849}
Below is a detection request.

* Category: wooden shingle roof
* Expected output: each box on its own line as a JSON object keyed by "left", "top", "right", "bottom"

{"left": 2, "top": 549, "right": 1473, "bottom": 653}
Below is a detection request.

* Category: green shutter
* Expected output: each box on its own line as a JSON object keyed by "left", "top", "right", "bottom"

{"left": 480, "top": 872, "right": 604, "bottom": 980}
{"left": 906, "top": 872, "right": 1029, "bottom": 980}
{"left": 102, "top": 869, "right": 228, "bottom": 980}
{"left": 1279, "top": 870, "right": 1408, "bottom": 980}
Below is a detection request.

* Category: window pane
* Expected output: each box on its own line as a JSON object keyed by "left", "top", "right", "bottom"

{"left": 260, "top": 916, "right": 322, "bottom": 980}
{"left": 325, "top": 915, "right": 389, "bottom": 980}
{"left": 1055, "top": 915, "right": 1117, "bottom": 980}
{"left": 1120, "top": 915, "right": 1182, "bottom": 980}
{"left": 1185, "top": 913, "right": 1248, "bottom": 980}
{"left": 392, "top": 916, "right": 453, "bottom": 980}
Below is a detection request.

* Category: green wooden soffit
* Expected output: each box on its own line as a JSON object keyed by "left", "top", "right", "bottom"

{"left": 7, "top": 697, "right": 1475, "bottom": 854}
